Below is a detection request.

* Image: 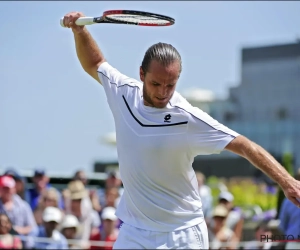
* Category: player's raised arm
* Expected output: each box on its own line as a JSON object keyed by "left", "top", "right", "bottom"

{"left": 62, "top": 12, "right": 105, "bottom": 83}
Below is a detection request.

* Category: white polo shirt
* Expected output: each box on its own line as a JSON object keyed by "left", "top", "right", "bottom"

{"left": 97, "top": 62, "right": 239, "bottom": 232}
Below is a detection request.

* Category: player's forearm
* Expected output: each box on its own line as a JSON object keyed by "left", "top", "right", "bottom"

{"left": 242, "top": 141, "right": 293, "bottom": 189}
{"left": 73, "top": 27, "right": 105, "bottom": 79}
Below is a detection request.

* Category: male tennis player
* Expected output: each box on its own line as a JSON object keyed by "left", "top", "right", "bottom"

{"left": 62, "top": 12, "right": 300, "bottom": 249}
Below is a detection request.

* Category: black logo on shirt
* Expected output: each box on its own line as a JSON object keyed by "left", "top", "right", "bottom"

{"left": 164, "top": 114, "right": 171, "bottom": 123}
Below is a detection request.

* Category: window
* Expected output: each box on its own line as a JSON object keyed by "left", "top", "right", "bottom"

{"left": 224, "top": 112, "right": 236, "bottom": 122}
{"left": 276, "top": 107, "right": 288, "bottom": 120}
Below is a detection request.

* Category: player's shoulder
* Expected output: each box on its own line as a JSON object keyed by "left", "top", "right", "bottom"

{"left": 170, "top": 91, "right": 209, "bottom": 121}
{"left": 97, "top": 61, "right": 142, "bottom": 89}
{"left": 97, "top": 61, "right": 116, "bottom": 76}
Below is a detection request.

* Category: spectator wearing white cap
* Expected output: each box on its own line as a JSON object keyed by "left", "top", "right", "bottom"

{"left": 90, "top": 207, "right": 119, "bottom": 250}
{"left": 34, "top": 187, "right": 63, "bottom": 230}
{"left": 60, "top": 214, "right": 82, "bottom": 249}
{"left": 35, "top": 206, "right": 68, "bottom": 249}
{"left": 218, "top": 191, "right": 244, "bottom": 242}
{"left": 0, "top": 175, "right": 38, "bottom": 249}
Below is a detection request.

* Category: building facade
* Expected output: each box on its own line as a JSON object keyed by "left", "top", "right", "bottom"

{"left": 184, "top": 41, "right": 300, "bottom": 171}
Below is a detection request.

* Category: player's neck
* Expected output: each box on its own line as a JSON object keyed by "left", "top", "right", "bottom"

{"left": 143, "top": 99, "right": 154, "bottom": 107}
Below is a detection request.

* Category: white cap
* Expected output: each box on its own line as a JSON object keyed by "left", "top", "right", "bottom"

{"left": 43, "top": 207, "right": 62, "bottom": 223}
{"left": 60, "top": 214, "right": 79, "bottom": 229}
{"left": 219, "top": 191, "right": 234, "bottom": 202}
{"left": 101, "top": 207, "right": 117, "bottom": 221}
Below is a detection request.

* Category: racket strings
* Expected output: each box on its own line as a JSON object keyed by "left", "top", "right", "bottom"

{"left": 106, "top": 14, "right": 171, "bottom": 24}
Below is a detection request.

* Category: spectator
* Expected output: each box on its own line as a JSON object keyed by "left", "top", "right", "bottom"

{"left": 98, "top": 170, "right": 123, "bottom": 208}
{"left": 99, "top": 187, "right": 122, "bottom": 229}
{"left": 69, "top": 174, "right": 101, "bottom": 240}
{"left": 27, "top": 169, "right": 50, "bottom": 211}
{"left": 278, "top": 170, "right": 300, "bottom": 250}
{"left": 4, "top": 168, "right": 29, "bottom": 201}
{"left": 0, "top": 175, "right": 38, "bottom": 249}
{"left": 104, "top": 187, "right": 119, "bottom": 208}
{"left": 65, "top": 180, "right": 96, "bottom": 249}
{"left": 0, "top": 212, "right": 22, "bottom": 249}
{"left": 34, "top": 187, "right": 62, "bottom": 228}
{"left": 243, "top": 222, "right": 275, "bottom": 250}
{"left": 60, "top": 214, "right": 81, "bottom": 249}
{"left": 73, "top": 170, "right": 88, "bottom": 187}
{"left": 195, "top": 171, "right": 213, "bottom": 223}
{"left": 35, "top": 206, "right": 68, "bottom": 249}
{"left": 73, "top": 170, "right": 101, "bottom": 214}
{"left": 70, "top": 175, "right": 102, "bottom": 237}
{"left": 90, "top": 207, "right": 119, "bottom": 250}
{"left": 208, "top": 204, "right": 238, "bottom": 250}
{"left": 218, "top": 191, "right": 244, "bottom": 242}
{"left": 27, "top": 169, "right": 64, "bottom": 211}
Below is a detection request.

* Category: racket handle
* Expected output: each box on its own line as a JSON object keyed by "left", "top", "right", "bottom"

{"left": 60, "top": 17, "right": 95, "bottom": 27}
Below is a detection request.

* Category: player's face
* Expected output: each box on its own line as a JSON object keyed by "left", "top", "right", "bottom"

{"left": 140, "top": 60, "right": 180, "bottom": 108}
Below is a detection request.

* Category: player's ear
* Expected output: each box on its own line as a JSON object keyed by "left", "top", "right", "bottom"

{"left": 140, "top": 67, "right": 145, "bottom": 82}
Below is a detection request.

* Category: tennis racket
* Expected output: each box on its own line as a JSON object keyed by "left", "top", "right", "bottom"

{"left": 60, "top": 10, "right": 175, "bottom": 27}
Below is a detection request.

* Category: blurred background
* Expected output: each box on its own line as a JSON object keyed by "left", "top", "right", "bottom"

{"left": 1, "top": 1, "right": 300, "bottom": 249}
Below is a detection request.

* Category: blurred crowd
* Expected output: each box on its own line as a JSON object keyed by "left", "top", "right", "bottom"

{"left": 195, "top": 170, "right": 300, "bottom": 250}
{"left": 0, "top": 168, "right": 122, "bottom": 249}
{"left": 0, "top": 168, "right": 299, "bottom": 249}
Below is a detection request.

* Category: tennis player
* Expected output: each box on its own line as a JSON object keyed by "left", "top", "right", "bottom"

{"left": 62, "top": 12, "right": 300, "bottom": 249}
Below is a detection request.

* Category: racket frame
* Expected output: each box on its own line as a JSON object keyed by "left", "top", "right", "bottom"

{"left": 60, "top": 9, "right": 175, "bottom": 27}
{"left": 101, "top": 10, "right": 175, "bottom": 26}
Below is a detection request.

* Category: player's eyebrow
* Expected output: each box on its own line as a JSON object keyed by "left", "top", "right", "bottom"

{"left": 152, "top": 80, "right": 175, "bottom": 86}
{"left": 152, "top": 80, "right": 161, "bottom": 85}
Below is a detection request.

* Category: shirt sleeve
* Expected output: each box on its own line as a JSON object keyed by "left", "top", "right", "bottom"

{"left": 187, "top": 106, "right": 240, "bottom": 156}
{"left": 97, "top": 62, "right": 133, "bottom": 108}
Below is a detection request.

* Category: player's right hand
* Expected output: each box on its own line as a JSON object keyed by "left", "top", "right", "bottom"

{"left": 62, "top": 12, "right": 85, "bottom": 32}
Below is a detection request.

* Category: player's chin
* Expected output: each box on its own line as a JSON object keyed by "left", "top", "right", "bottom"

{"left": 154, "top": 99, "right": 169, "bottom": 108}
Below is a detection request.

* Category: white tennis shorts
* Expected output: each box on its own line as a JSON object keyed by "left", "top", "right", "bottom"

{"left": 113, "top": 221, "right": 209, "bottom": 249}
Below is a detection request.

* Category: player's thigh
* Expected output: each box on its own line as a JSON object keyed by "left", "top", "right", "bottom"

{"left": 195, "top": 221, "right": 209, "bottom": 249}
{"left": 156, "top": 221, "right": 209, "bottom": 249}
{"left": 182, "top": 221, "right": 209, "bottom": 249}
{"left": 113, "top": 223, "right": 149, "bottom": 249}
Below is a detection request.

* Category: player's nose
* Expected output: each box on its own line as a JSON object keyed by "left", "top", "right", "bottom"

{"left": 157, "top": 86, "right": 167, "bottom": 97}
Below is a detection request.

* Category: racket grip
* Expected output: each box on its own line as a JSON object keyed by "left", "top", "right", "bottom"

{"left": 60, "top": 17, "right": 95, "bottom": 27}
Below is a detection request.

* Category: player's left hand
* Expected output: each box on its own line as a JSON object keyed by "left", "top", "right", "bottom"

{"left": 282, "top": 179, "right": 300, "bottom": 207}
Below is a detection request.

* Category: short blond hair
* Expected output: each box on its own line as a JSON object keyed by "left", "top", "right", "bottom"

{"left": 38, "top": 188, "right": 60, "bottom": 209}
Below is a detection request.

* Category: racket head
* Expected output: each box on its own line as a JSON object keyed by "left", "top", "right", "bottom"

{"left": 100, "top": 10, "right": 175, "bottom": 26}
